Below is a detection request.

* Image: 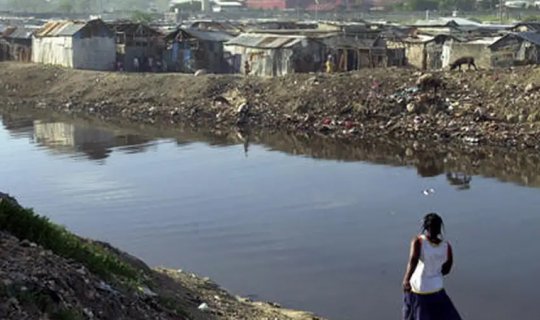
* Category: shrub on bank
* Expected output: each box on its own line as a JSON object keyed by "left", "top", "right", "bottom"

{"left": 0, "top": 199, "right": 138, "bottom": 281}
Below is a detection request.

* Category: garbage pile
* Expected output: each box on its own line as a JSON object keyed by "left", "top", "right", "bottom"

{"left": 1, "top": 63, "right": 540, "bottom": 149}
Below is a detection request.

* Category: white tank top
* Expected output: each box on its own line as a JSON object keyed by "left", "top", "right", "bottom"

{"left": 410, "top": 234, "right": 448, "bottom": 294}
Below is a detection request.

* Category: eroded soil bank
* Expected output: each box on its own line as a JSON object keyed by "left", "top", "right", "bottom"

{"left": 2, "top": 62, "right": 540, "bottom": 149}
{"left": 0, "top": 194, "right": 323, "bottom": 320}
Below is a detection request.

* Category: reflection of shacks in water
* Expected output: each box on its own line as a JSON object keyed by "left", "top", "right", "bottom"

{"left": 30, "top": 120, "right": 152, "bottom": 161}
{"left": 3, "top": 110, "right": 540, "bottom": 189}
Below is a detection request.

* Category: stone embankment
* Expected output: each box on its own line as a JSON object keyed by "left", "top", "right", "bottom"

{"left": 2, "top": 62, "right": 540, "bottom": 149}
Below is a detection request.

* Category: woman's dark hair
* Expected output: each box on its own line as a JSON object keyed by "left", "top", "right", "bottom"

{"left": 421, "top": 213, "right": 444, "bottom": 237}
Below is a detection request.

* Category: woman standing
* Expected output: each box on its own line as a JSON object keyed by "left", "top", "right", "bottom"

{"left": 402, "top": 213, "right": 462, "bottom": 320}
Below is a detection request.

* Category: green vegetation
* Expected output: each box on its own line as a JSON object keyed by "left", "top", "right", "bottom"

{"left": 523, "top": 15, "right": 540, "bottom": 22}
{"left": 51, "top": 309, "right": 85, "bottom": 320}
{"left": 131, "top": 10, "right": 155, "bottom": 24}
{"left": 0, "top": 199, "right": 138, "bottom": 281}
{"left": 0, "top": 198, "right": 188, "bottom": 318}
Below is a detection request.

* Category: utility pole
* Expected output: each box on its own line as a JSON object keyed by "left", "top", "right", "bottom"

{"left": 499, "top": 0, "right": 504, "bottom": 23}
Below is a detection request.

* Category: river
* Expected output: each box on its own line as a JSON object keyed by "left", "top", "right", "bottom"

{"left": 1, "top": 110, "right": 539, "bottom": 320}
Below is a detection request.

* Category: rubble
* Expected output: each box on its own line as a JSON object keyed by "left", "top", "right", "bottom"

{"left": 1, "top": 62, "right": 540, "bottom": 150}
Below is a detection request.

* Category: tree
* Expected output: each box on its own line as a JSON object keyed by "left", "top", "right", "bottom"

{"left": 131, "top": 10, "right": 154, "bottom": 24}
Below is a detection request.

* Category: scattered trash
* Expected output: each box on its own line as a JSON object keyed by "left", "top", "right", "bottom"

{"left": 422, "top": 188, "right": 436, "bottom": 196}
{"left": 194, "top": 69, "right": 207, "bottom": 76}
{"left": 198, "top": 302, "right": 210, "bottom": 311}
{"left": 138, "top": 286, "right": 157, "bottom": 297}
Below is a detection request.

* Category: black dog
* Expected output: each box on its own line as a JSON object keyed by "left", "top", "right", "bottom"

{"left": 450, "top": 56, "right": 477, "bottom": 71}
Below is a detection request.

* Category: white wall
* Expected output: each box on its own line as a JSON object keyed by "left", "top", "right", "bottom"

{"left": 72, "top": 37, "right": 116, "bottom": 71}
{"left": 32, "top": 36, "right": 115, "bottom": 71}
{"left": 32, "top": 37, "right": 74, "bottom": 68}
{"left": 443, "top": 40, "right": 494, "bottom": 69}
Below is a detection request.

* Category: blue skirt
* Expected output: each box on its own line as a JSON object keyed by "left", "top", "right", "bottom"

{"left": 403, "top": 290, "right": 462, "bottom": 320}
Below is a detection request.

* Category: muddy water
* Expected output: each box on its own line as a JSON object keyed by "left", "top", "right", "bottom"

{"left": 1, "top": 110, "right": 539, "bottom": 320}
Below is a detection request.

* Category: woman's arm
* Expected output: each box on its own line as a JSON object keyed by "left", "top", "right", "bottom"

{"left": 442, "top": 243, "right": 454, "bottom": 276}
{"left": 402, "top": 237, "right": 421, "bottom": 292}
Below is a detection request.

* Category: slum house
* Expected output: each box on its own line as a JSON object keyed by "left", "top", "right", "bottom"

{"left": 32, "top": 19, "right": 115, "bottom": 71}
{"left": 224, "top": 33, "right": 326, "bottom": 76}
{"left": 489, "top": 32, "right": 540, "bottom": 67}
{"left": 107, "top": 22, "right": 163, "bottom": 72}
{"left": 387, "top": 34, "right": 455, "bottom": 70}
{"left": 380, "top": 27, "right": 415, "bottom": 66}
{"left": 0, "top": 27, "right": 33, "bottom": 62}
{"left": 442, "top": 36, "right": 501, "bottom": 70}
{"left": 321, "top": 36, "right": 391, "bottom": 70}
{"left": 164, "top": 28, "right": 233, "bottom": 73}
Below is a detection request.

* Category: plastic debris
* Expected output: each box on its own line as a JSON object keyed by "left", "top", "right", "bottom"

{"left": 198, "top": 302, "right": 210, "bottom": 311}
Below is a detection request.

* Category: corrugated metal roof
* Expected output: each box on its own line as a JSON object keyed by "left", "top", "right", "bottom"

{"left": 322, "top": 36, "right": 375, "bottom": 49}
{"left": 516, "top": 32, "right": 540, "bottom": 46}
{"left": 107, "top": 22, "right": 161, "bottom": 36}
{"left": 4, "top": 27, "right": 33, "bottom": 39}
{"left": 403, "top": 34, "right": 435, "bottom": 43}
{"left": 35, "top": 21, "right": 86, "bottom": 37}
{"left": 489, "top": 32, "right": 540, "bottom": 48}
{"left": 226, "top": 34, "right": 306, "bottom": 49}
{"left": 182, "top": 29, "right": 233, "bottom": 42}
{"left": 466, "top": 36, "right": 502, "bottom": 45}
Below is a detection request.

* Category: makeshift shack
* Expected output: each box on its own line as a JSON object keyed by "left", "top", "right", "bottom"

{"left": 107, "top": 22, "right": 163, "bottom": 72}
{"left": 489, "top": 32, "right": 540, "bottom": 67}
{"left": 32, "top": 19, "right": 115, "bottom": 71}
{"left": 388, "top": 34, "right": 454, "bottom": 70}
{"left": 442, "top": 37, "right": 501, "bottom": 69}
{"left": 0, "top": 27, "right": 33, "bottom": 62}
{"left": 225, "top": 33, "right": 325, "bottom": 76}
{"left": 164, "top": 28, "right": 233, "bottom": 73}
{"left": 321, "top": 36, "right": 389, "bottom": 70}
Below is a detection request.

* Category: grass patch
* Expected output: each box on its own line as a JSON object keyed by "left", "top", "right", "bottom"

{"left": 0, "top": 199, "right": 138, "bottom": 281}
{"left": 51, "top": 309, "right": 84, "bottom": 320}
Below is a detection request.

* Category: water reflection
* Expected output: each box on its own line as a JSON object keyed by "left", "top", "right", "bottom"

{"left": 446, "top": 173, "right": 472, "bottom": 191}
{"left": 3, "top": 109, "right": 540, "bottom": 189}
{"left": 1, "top": 113, "right": 154, "bottom": 162}
{"left": 2, "top": 109, "right": 540, "bottom": 320}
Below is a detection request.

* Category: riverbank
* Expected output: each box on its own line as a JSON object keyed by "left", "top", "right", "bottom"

{"left": 4, "top": 106, "right": 540, "bottom": 189}
{"left": 0, "top": 193, "right": 323, "bottom": 320}
{"left": 2, "top": 62, "right": 540, "bottom": 149}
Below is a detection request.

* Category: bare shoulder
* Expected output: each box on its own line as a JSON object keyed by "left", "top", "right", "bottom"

{"left": 410, "top": 236, "right": 421, "bottom": 246}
